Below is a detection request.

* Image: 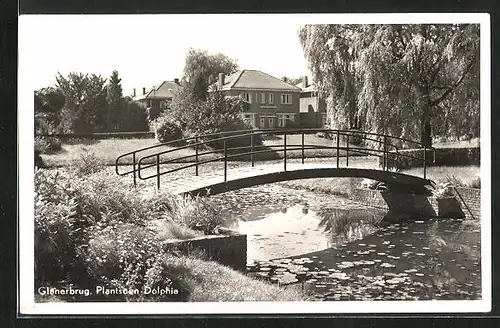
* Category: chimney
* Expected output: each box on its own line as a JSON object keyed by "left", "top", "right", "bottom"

{"left": 174, "top": 78, "right": 179, "bottom": 85}
{"left": 218, "top": 73, "right": 225, "bottom": 90}
{"left": 302, "top": 76, "right": 308, "bottom": 88}
{"left": 142, "top": 87, "right": 146, "bottom": 95}
{"left": 133, "top": 88, "right": 136, "bottom": 97}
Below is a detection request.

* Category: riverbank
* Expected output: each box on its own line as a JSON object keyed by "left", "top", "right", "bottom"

{"left": 34, "top": 166, "right": 307, "bottom": 302}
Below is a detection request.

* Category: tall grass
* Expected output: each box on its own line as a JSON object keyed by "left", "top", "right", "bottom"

{"left": 35, "top": 161, "right": 304, "bottom": 302}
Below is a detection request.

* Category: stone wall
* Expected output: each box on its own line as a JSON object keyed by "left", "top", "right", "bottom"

{"left": 454, "top": 187, "right": 481, "bottom": 220}
{"left": 350, "top": 188, "right": 481, "bottom": 220}
{"left": 162, "top": 234, "right": 247, "bottom": 271}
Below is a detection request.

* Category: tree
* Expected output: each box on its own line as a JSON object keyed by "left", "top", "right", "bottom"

{"left": 299, "top": 24, "right": 479, "bottom": 146}
{"left": 299, "top": 25, "right": 360, "bottom": 130}
{"left": 56, "top": 72, "right": 108, "bottom": 133}
{"left": 167, "top": 88, "right": 249, "bottom": 136}
{"left": 182, "top": 48, "right": 239, "bottom": 100}
{"left": 119, "top": 97, "right": 149, "bottom": 132}
{"left": 106, "top": 70, "right": 123, "bottom": 131}
{"left": 34, "top": 87, "right": 65, "bottom": 134}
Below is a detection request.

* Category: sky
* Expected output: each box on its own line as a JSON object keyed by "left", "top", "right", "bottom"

{"left": 19, "top": 15, "right": 314, "bottom": 96}
{"left": 19, "top": 13, "right": 487, "bottom": 96}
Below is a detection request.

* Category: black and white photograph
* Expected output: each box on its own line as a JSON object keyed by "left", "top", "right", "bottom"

{"left": 18, "top": 13, "right": 491, "bottom": 315}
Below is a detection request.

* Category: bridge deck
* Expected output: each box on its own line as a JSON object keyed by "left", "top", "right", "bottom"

{"left": 152, "top": 163, "right": 431, "bottom": 196}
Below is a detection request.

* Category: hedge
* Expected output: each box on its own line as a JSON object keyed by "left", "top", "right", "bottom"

{"left": 380, "top": 147, "right": 480, "bottom": 169}
{"left": 37, "top": 132, "right": 155, "bottom": 140}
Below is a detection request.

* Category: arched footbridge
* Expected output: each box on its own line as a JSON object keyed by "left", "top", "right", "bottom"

{"left": 115, "top": 128, "right": 436, "bottom": 196}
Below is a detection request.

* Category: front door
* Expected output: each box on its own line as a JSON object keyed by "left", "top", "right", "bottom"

{"left": 268, "top": 117, "right": 275, "bottom": 128}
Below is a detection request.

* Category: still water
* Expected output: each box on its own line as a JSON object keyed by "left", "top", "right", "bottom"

{"left": 211, "top": 184, "right": 481, "bottom": 301}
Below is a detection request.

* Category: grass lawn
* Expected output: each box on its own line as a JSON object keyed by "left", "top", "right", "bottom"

{"left": 158, "top": 254, "right": 306, "bottom": 302}
{"left": 432, "top": 137, "right": 479, "bottom": 148}
{"left": 402, "top": 165, "right": 480, "bottom": 188}
{"left": 41, "top": 138, "right": 200, "bottom": 166}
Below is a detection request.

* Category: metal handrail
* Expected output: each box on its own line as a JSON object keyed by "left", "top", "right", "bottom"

{"left": 115, "top": 128, "right": 436, "bottom": 189}
{"left": 115, "top": 128, "right": 428, "bottom": 172}
{"left": 138, "top": 144, "right": 394, "bottom": 182}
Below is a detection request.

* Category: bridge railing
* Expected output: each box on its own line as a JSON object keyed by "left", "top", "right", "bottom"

{"left": 115, "top": 128, "right": 436, "bottom": 189}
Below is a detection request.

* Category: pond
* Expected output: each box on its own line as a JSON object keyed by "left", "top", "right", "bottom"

{"left": 210, "top": 183, "right": 481, "bottom": 301}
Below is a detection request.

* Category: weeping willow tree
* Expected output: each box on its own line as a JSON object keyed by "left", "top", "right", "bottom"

{"left": 299, "top": 24, "right": 479, "bottom": 147}
{"left": 299, "top": 25, "right": 360, "bottom": 130}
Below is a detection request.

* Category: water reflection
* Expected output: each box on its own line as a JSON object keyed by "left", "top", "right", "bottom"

{"left": 248, "top": 214, "right": 481, "bottom": 301}
{"left": 211, "top": 184, "right": 481, "bottom": 301}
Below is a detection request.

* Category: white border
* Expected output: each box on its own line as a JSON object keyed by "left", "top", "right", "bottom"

{"left": 18, "top": 13, "right": 491, "bottom": 315}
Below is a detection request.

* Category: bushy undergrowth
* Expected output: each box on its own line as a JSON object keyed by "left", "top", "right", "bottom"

{"left": 69, "top": 148, "right": 104, "bottom": 176}
{"left": 154, "top": 117, "right": 184, "bottom": 144}
{"left": 35, "top": 136, "right": 62, "bottom": 154}
{"left": 34, "top": 166, "right": 238, "bottom": 301}
{"left": 203, "top": 121, "right": 264, "bottom": 151}
{"left": 167, "top": 194, "right": 228, "bottom": 235}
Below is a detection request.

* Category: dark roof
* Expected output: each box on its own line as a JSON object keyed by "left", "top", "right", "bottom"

{"left": 134, "top": 81, "right": 180, "bottom": 101}
{"left": 218, "top": 70, "right": 302, "bottom": 92}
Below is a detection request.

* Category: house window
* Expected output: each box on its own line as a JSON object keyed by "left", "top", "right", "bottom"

{"left": 278, "top": 113, "right": 295, "bottom": 127}
{"left": 260, "top": 93, "right": 266, "bottom": 104}
{"left": 269, "top": 93, "right": 274, "bottom": 104}
{"left": 259, "top": 117, "right": 266, "bottom": 129}
{"left": 281, "top": 93, "right": 292, "bottom": 104}
{"left": 242, "top": 92, "right": 252, "bottom": 103}
{"left": 160, "top": 100, "right": 167, "bottom": 109}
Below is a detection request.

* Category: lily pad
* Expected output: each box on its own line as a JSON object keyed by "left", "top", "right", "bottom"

{"left": 380, "top": 262, "right": 395, "bottom": 268}
{"left": 330, "top": 272, "right": 350, "bottom": 280}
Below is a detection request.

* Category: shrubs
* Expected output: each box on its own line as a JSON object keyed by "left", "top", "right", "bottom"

{"left": 348, "top": 130, "right": 365, "bottom": 146}
{"left": 167, "top": 194, "right": 229, "bottom": 235}
{"left": 204, "top": 121, "right": 263, "bottom": 151}
{"left": 382, "top": 147, "right": 480, "bottom": 170}
{"left": 35, "top": 150, "right": 45, "bottom": 168}
{"left": 35, "top": 136, "right": 62, "bottom": 154}
{"left": 163, "top": 88, "right": 254, "bottom": 147}
{"left": 34, "top": 169, "right": 83, "bottom": 284}
{"left": 154, "top": 117, "right": 184, "bottom": 144}
{"left": 34, "top": 162, "right": 238, "bottom": 301}
{"left": 70, "top": 148, "right": 103, "bottom": 176}
{"left": 84, "top": 223, "right": 177, "bottom": 301}
{"left": 432, "top": 182, "right": 456, "bottom": 198}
